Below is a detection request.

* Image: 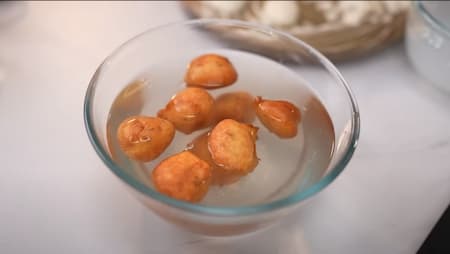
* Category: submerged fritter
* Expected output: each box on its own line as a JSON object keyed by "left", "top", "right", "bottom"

{"left": 212, "top": 91, "right": 255, "bottom": 124}
{"left": 208, "top": 119, "right": 258, "bottom": 174}
{"left": 184, "top": 53, "right": 238, "bottom": 88}
{"left": 187, "top": 132, "right": 243, "bottom": 186}
{"left": 158, "top": 87, "right": 214, "bottom": 134}
{"left": 151, "top": 151, "right": 212, "bottom": 202}
{"left": 117, "top": 116, "right": 175, "bottom": 162}
{"left": 255, "top": 96, "right": 301, "bottom": 138}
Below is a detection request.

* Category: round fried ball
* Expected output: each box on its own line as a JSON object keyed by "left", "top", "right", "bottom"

{"left": 208, "top": 119, "right": 258, "bottom": 174}
{"left": 151, "top": 151, "right": 212, "bottom": 203}
{"left": 187, "top": 132, "right": 243, "bottom": 186}
{"left": 117, "top": 116, "right": 175, "bottom": 162}
{"left": 184, "top": 53, "right": 238, "bottom": 88}
{"left": 255, "top": 96, "right": 301, "bottom": 138}
{"left": 158, "top": 87, "right": 214, "bottom": 134}
{"left": 212, "top": 91, "right": 255, "bottom": 124}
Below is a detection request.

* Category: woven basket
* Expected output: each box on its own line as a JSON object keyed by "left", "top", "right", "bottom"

{"left": 182, "top": 1, "right": 409, "bottom": 61}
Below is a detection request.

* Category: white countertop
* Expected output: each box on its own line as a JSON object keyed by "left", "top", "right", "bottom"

{"left": 1, "top": 2, "right": 449, "bottom": 253}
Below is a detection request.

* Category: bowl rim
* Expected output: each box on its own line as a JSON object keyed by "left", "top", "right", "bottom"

{"left": 415, "top": 1, "right": 450, "bottom": 38}
{"left": 83, "top": 19, "right": 360, "bottom": 217}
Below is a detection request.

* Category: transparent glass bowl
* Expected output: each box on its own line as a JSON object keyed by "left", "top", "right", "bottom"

{"left": 406, "top": 1, "right": 450, "bottom": 92}
{"left": 84, "top": 19, "right": 360, "bottom": 236}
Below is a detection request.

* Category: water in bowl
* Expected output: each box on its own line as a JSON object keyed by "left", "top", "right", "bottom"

{"left": 106, "top": 50, "right": 334, "bottom": 206}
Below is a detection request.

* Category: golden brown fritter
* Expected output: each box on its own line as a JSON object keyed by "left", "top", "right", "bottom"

{"left": 187, "top": 132, "right": 243, "bottom": 186}
{"left": 151, "top": 151, "right": 212, "bottom": 202}
{"left": 208, "top": 119, "right": 258, "bottom": 174}
{"left": 117, "top": 116, "right": 175, "bottom": 162}
{"left": 255, "top": 96, "right": 301, "bottom": 138}
{"left": 158, "top": 87, "right": 214, "bottom": 134}
{"left": 184, "top": 54, "right": 238, "bottom": 88}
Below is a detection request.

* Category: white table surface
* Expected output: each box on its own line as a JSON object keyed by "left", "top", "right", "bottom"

{"left": 1, "top": 2, "right": 449, "bottom": 253}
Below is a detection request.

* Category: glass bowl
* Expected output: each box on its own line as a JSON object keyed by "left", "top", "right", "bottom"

{"left": 84, "top": 19, "right": 360, "bottom": 236}
{"left": 406, "top": 1, "right": 450, "bottom": 92}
